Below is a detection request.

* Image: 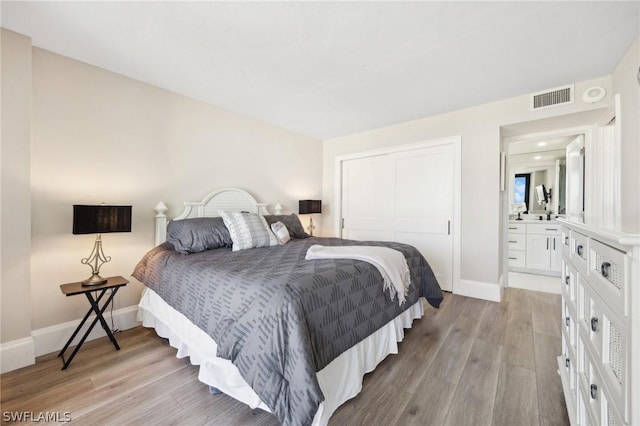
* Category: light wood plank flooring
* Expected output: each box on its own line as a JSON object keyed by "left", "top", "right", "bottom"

{"left": 1, "top": 288, "right": 569, "bottom": 425}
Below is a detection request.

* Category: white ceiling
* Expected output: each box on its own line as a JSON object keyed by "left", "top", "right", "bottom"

{"left": 2, "top": 1, "right": 639, "bottom": 140}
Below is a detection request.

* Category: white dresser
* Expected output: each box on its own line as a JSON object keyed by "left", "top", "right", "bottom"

{"left": 557, "top": 219, "right": 640, "bottom": 426}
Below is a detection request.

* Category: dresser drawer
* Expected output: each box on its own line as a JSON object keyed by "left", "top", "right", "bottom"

{"left": 579, "top": 358, "right": 625, "bottom": 426}
{"left": 508, "top": 250, "right": 525, "bottom": 267}
{"left": 570, "top": 230, "right": 589, "bottom": 276}
{"left": 562, "top": 261, "right": 578, "bottom": 315}
{"left": 588, "top": 239, "right": 629, "bottom": 317}
{"left": 507, "top": 233, "right": 526, "bottom": 251}
{"left": 561, "top": 227, "right": 571, "bottom": 258}
{"left": 578, "top": 281, "right": 628, "bottom": 423}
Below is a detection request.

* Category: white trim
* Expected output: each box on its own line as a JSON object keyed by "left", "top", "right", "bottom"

{"left": 502, "top": 125, "right": 594, "bottom": 302}
{"left": 503, "top": 125, "right": 593, "bottom": 150}
{"left": 507, "top": 272, "right": 561, "bottom": 295}
{"left": 31, "top": 305, "right": 140, "bottom": 358}
{"left": 0, "top": 336, "right": 35, "bottom": 373}
{"left": 457, "top": 279, "right": 501, "bottom": 302}
{"left": 333, "top": 136, "right": 462, "bottom": 295}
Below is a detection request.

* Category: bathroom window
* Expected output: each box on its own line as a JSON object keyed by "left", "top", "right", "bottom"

{"left": 514, "top": 173, "right": 531, "bottom": 212}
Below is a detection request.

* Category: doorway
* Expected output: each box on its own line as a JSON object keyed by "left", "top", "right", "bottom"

{"left": 503, "top": 130, "right": 586, "bottom": 294}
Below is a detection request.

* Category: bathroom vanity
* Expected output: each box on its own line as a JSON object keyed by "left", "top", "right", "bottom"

{"left": 508, "top": 218, "right": 562, "bottom": 276}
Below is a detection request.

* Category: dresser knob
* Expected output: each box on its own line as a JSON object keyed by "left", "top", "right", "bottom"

{"left": 576, "top": 244, "right": 584, "bottom": 256}
{"left": 566, "top": 317, "right": 570, "bottom": 327}
{"left": 565, "top": 236, "right": 569, "bottom": 245}
{"left": 601, "top": 262, "right": 611, "bottom": 278}
{"left": 565, "top": 276, "right": 570, "bottom": 285}
{"left": 591, "top": 317, "right": 599, "bottom": 332}
{"left": 590, "top": 383, "right": 598, "bottom": 399}
{"left": 565, "top": 358, "right": 570, "bottom": 368}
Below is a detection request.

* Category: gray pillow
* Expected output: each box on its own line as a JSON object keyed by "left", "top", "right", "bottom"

{"left": 263, "top": 214, "right": 309, "bottom": 239}
{"left": 166, "top": 217, "right": 232, "bottom": 254}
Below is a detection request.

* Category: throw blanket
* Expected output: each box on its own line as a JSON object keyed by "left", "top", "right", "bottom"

{"left": 305, "top": 245, "right": 411, "bottom": 306}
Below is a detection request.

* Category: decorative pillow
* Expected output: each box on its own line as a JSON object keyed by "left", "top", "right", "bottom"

{"left": 263, "top": 214, "right": 309, "bottom": 239}
{"left": 219, "top": 211, "right": 278, "bottom": 251}
{"left": 270, "top": 221, "right": 291, "bottom": 245}
{"left": 167, "top": 217, "right": 233, "bottom": 254}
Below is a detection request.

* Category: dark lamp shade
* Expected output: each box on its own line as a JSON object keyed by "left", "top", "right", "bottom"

{"left": 73, "top": 205, "right": 132, "bottom": 235}
{"left": 299, "top": 200, "right": 321, "bottom": 215}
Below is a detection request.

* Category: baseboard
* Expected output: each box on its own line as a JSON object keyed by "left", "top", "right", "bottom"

{"left": 0, "top": 336, "right": 36, "bottom": 374}
{"left": 31, "top": 305, "right": 141, "bottom": 358}
{"left": 508, "top": 271, "right": 561, "bottom": 295}
{"left": 457, "top": 279, "right": 501, "bottom": 302}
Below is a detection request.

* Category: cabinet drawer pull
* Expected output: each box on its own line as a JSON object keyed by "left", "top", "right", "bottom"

{"left": 565, "top": 358, "right": 570, "bottom": 368}
{"left": 547, "top": 237, "right": 549, "bottom": 250}
{"left": 545, "top": 228, "right": 558, "bottom": 231}
{"left": 576, "top": 244, "right": 584, "bottom": 256}
{"left": 565, "top": 276, "right": 570, "bottom": 285}
{"left": 600, "top": 261, "right": 611, "bottom": 278}
{"left": 565, "top": 317, "right": 570, "bottom": 327}
{"left": 508, "top": 257, "right": 518, "bottom": 260}
{"left": 590, "top": 384, "right": 598, "bottom": 399}
{"left": 508, "top": 240, "right": 518, "bottom": 243}
{"left": 591, "top": 317, "right": 599, "bottom": 332}
{"left": 564, "top": 236, "right": 569, "bottom": 245}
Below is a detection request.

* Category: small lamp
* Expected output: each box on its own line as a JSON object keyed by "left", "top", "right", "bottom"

{"left": 298, "top": 200, "right": 321, "bottom": 236}
{"left": 511, "top": 203, "right": 526, "bottom": 221}
{"left": 73, "top": 205, "right": 132, "bottom": 285}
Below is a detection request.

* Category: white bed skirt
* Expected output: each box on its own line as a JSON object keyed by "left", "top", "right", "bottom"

{"left": 137, "top": 288, "right": 424, "bottom": 425}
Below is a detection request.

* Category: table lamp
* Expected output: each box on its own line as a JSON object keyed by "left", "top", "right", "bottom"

{"left": 298, "top": 200, "right": 321, "bottom": 236}
{"left": 73, "top": 205, "right": 132, "bottom": 285}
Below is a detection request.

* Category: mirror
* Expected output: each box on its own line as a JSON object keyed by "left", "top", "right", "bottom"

{"left": 506, "top": 135, "right": 577, "bottom": 217}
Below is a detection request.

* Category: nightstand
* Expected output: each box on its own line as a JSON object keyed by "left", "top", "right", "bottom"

{"left": 58, "top": 276, "right": 128, "bottom": 370}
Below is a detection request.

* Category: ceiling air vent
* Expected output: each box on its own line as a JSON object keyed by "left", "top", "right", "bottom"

{"left": 530, "top": 84, "right": 574, "bottom": 110}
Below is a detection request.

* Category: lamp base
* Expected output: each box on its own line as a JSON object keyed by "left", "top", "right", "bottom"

{"left": 82, "top": 273, "right": 107, "bottom": 286}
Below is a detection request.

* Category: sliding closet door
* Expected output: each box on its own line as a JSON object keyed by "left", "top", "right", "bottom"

{"left": 391, "top": 145, "right": 454, "bottom": 291}
{"left": 341, "top": 155, "right": 394, "bottom": 241}
{"left": 341, "top": 143, "right": 454, "bottom": 291}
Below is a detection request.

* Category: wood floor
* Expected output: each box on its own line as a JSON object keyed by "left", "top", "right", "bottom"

{"left": 1, "top": 288, "right": 569, "bottom": 426}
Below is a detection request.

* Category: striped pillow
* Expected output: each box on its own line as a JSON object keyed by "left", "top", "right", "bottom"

{"left": 219, "top": 211, "right": 278, "bottom": 251}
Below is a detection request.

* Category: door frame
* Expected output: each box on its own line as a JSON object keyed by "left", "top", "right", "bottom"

{"left": 334, "top": 136, "right": 461, "bottom": 294}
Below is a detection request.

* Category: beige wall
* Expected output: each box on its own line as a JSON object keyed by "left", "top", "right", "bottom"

{"left": 322, "top": 76, "right": 614, "bottom": 289}
{"left": 1, "top": 29, "right": 32, "bottom": 344}
{"left": 28, "top": 48, "right": 321, "bottom": 330}
{"left": 612, "top": 34, "right": 640, "bottom": 233}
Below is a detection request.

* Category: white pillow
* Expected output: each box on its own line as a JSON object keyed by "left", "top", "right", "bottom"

{"left": 219, "top": 211, "right": 278, "bottom": 251}
{"left": 270, "top": 221, "right": 291, "bottom": 245}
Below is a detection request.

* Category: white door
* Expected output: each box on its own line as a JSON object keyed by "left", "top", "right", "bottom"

{"left": 341, "top": 155, "right": 394, "bottom": 242}
{"left": 341, "top": 143, "right": 455, "bottom": 291}
{"left": 566, "top": 135, "right": 584, "bottom": 222}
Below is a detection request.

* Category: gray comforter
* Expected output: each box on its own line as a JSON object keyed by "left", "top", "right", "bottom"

{"left": 133, "top": 237, "right": 442, "bottom": 426}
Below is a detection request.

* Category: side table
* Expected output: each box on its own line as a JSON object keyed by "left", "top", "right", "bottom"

{"left": 58, "top": 276, "right": 128, "bottom": 370}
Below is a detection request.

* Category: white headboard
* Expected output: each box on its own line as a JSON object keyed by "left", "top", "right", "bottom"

{"left": 154, "top": 188, "right": 270, "bottom": 245}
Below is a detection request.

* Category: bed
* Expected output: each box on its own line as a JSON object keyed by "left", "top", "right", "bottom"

{"left": 134, "top": 188, "right": 443, "bottom": 426}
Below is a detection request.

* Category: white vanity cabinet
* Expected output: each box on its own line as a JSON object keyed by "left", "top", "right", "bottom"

{"left": 508, "top": 221, "right": 561, "bottom": 276}
{"left": 507, "top": 223, "right": 526, "bottom": 268}
{"left": 558, "top": 220, "right": 639, "bottom": 426}
{"left": 526, "top": 223, "right": 562, "bottom": 273}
